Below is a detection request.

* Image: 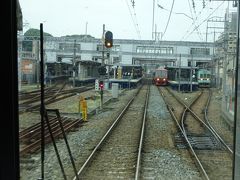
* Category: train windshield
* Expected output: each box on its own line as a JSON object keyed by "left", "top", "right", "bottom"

{"left": 15, "top": 1, "right": 240, "bottom": 180}
{"left": 155, "top": 70, "right": 167, "bottom": 78}
{"left": 200, "top": 73, "right": 210, "bottom": 78}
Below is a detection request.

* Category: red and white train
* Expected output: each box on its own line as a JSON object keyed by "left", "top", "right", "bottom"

{"left": 152, "top": 67, "right": 168, "bottom": 86}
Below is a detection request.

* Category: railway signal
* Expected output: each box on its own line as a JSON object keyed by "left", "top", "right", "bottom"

{"left": 105, "top": 31, "right": 113, "bottom": 48}
{"left": 99, "top": 80, "right": 104, "bottom": 110}
{"left": 99, "top": 80, "right": 104, "bottom": 90}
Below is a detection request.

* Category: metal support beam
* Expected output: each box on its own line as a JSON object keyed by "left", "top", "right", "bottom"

{"left": 233, "top": 2, "right": 240, "bottom": 180}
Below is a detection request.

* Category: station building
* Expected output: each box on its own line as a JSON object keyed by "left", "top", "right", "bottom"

{"left": 18, "top": 34, "right": 214, "bottom": 85}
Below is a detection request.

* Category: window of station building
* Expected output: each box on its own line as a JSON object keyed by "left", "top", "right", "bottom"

{"left": 136, "top": 46, "right": 144, "bottom": 53}
{"left": 136, "top": 46, "right": 173, "bottom": 54}
{"left": 92, "top": 56, "right": 100, "bottom": 61}
{"left": 112, "top": 45, "right": 120, "bottom": 52}
{"left": 113, "top": 56, "right": 120, "bottom": 64}
{"left": 59, "top": 43, "right": 81, "bottom": 52}
{"left": 161, "top": 48, "right": 167, "bottom": 54}
{"left": 22, "top": 40, "right": 33, "bottom": 52}
{"left": 190, "top": 48, "right": 210, "bottom": 55}
{"left": 97, "top": 44, "right": 120, "bottom": 52}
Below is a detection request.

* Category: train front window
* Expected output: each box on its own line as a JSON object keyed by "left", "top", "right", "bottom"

{"left": 17, "top": 1, "right": 240, "bottom": 180}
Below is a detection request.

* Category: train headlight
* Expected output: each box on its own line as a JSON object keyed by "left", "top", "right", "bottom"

{"left": 157, "top": 78, "right": 160, "bottom": 81}
{"left": 163, "top": 78, "right": 166, "bottom": 81}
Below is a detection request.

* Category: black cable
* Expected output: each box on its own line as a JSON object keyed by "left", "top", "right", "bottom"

{"left": 181, "top": 0, "right": 212, "bottom": 41}
{"left": 124, "top": 0, "right": 141, "bottom": 39}
{"left": 162, "top": 0, "right": 175, "bottom": 39}
{"left": 182, "top": 1, "right": 224, "bottom": 41}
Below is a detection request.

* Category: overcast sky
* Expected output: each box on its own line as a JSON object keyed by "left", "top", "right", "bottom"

{"left": 19, "top": 0, "right": 236, "bottom": 41}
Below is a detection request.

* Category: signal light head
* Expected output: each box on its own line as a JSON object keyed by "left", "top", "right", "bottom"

{"left": 105, "top": 31, "right": 113, "bottom": 48}
{"left": 106, "top": 42, "right": 112, "bottom": 47}
{"left": 99, "top": 81, "right": 104, "bottom": 90}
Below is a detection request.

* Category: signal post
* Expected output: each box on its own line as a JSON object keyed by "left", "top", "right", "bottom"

{"left": 98, "top": 24, "right": 113, "bottom": 110}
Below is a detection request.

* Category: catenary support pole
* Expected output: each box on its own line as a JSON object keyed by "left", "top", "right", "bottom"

{"left": 40, "top": 23, "right": 45, "bottom": 180}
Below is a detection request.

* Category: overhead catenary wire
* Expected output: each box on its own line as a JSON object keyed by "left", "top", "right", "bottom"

{"left": 161, "top": 0, "right": 175, "bottom": 39}
{"left": 187, "top": 0, "right": 206, "bottom": 41}
{"left": 124, "top": 0, "right": 141, "bottom": 39}
{"left": 158, "top": 0, "right": 210, "bottom": 41}
{"left": 181, "top": 1, "right": 225, "bottom": 41}
{"left": 132, "top": 4, "right": 142, "bottom": 39}
{"left": 157, "top": 4, "right": 193, "bottom": 20}
{"left": 184, "top": 1, "right": 225, "bottom": 40}
{"left": 180, "top": 0, "right": 211, "bottom": 41}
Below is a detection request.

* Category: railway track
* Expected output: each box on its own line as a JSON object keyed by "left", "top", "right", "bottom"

{"left": 159, "top": 87, "right": 233, "bottom": 180}
{"left": 73, "top": 85, "right": 149, "bottom": 179}
{"left": 19, "top": 85, "right": 94, "bottom": 113}
{"left": 20, "top": 114, "right": 83, "bottom": 156}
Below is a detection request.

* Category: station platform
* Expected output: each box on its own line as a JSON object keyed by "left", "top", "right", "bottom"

{"left": 168, "top": 80, "right": 198, "bottom": 92}
{"left": 108, "top": 78, "right": 142, "bottom": 89}
{"left": 69, "top": 77, "right": 96, "bottom": 86}
{"left": 46, "top": 75, "right": 70, "bottom": 83}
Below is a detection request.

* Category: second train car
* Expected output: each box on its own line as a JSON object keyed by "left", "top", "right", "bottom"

{"left": 152, "top": 67, "right": 168, "bottom": 86}
{"left": 197, "top": 69, "right": 211, "bottom": 87}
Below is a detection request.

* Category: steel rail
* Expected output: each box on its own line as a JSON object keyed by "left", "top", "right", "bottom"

{"left": 204, "top": 89, "right": 233, "bottom": 154}
{"left": 20, "top": 118, "right": 72, "bottom": 143}
{"left": 19, "top": 86, "right": 94, "bottom": 113}
{"left": 73, "top": 86, "right": 143, "bottom": 180}
{"left": 158, "top": 87, "right": 210, "bottom": 180}
{"left": 135, "top": 85, "right": 150, "bottom": 180}
{"left": 180, "top": 89, "right": 204, "bottom": 136}
{"left": 19, "top": 117, "right": 58, "bottom": 139}
{"left": 20, "top": 118, "right": 81, "bottom": 155}
{"left": 165, "top": 87, "right": 226, "bottom": 145}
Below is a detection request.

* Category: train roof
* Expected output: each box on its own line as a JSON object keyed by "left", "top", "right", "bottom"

{"left": 155, "top": 67, "right": 167, "bottom": 71}
{"left": 197, "top": 69, "right": 211, "bottom": 72}
{"left": 165, "top": 65, "right": 198, "bottom": 70}
{"left": 112, "top": 64, "right": 142, "bottom": 68}
{"left": 116, "top": 64, "right": 142, "bottom": 67}
{"left": 198, "top": 68, "right": 211, "bottom": 71}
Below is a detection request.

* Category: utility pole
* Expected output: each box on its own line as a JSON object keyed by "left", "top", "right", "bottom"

{"left": 205, "top": 16, "right": 225, "bottom": 88}
{"left": 107, "top": 50, "right": 110, "bottom": 84}
{"left": 152, "top": 0, "right": 155, "bottom": 40}
{"left": 102, "top": 24, "right": 105, "bottom": 66}
{"left": 190, "top": 54, "right": 193, "bottom": 92}
{"left": 73, "top": 39, "right": 76, "bottom": 87}
{"left": 85, "top": 22, "right": 88, "bottom": 35}
{"left": 36, "top": 40, "right": 40, "bottom": 88}
{"left": 178, "top": 54, "right": 181, "bottom": 92}
{"left": 222, "top": 8, "right": 229, "bottom": 110}
{"left": 100, "top": 24, "right": 105, "bottom": 109}
{"left": 17, "top": 33, "right": 23, "bottom": 91}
